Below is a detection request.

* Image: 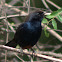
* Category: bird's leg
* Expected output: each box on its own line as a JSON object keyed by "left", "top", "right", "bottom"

{"left": 36, "top": 43, "right": 40, "bottom": 50}
{"left": 30, "top": 48, "right": 36, "bottom": 58}
{"left": 20, "top": 48, "right": 23, "bottom": 56}
{"left": 29, "top": 48, "right": 34, "bottom": 61}
{"left": 31, "top": 48, "right": 35, "bottom": 53}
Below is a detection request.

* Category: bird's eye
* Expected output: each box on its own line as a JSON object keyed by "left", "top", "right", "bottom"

{"left": 36, "top": 12, "right": 42, "bottom": 16}
{"left": 36, "top": 12, "right": 44, "bottom": 16}
{"left": 36, "top": 13, "right": 40, "bottom": 15}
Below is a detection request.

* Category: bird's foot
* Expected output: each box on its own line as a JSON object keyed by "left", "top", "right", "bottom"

{"left": 31, "top": 48, "right": 37, "bottom": 58}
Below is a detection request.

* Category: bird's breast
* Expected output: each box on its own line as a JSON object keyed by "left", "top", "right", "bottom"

{"left": 26, "top": 22, "right": 41, "bottom": 33}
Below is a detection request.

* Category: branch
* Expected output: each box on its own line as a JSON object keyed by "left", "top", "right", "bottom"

{"left": 0, "top": 45, "right": 62, "bottom": 62}
{"left": 42, "top": 23, "right": 62, "bottom": 41}
{"left": 42, "top": 0, "right": 50, "bottom": 9}
{"left": 40, "top": 51, "right": 62, "bottom": 58}
{"left": 46, "top": 0, "right": 61, "bottom": 9}
{"left": 0, "top": 14, "right": 28, "bottom": 20}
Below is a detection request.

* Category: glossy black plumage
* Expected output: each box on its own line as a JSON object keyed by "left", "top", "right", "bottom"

{"left": 5, "top": 10, "right": 44, "bottom": 49}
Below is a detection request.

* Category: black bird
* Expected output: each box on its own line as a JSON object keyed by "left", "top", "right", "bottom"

{"left": 5, "top": 10, "right": 44, "bottom": 49}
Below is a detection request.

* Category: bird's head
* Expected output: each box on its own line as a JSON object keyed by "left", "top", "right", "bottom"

{"left": 28, "top": 10, "right": 44, "bottom": 21}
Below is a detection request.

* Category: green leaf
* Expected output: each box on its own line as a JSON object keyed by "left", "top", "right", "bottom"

{"left": 57, "top": 8, "right": 62, "bottom": 13}
{"left": 57, "top": 15, "right": 62, "bottom": 22}
{"left": 42, "top": 18, "right": 48, "bottom": 23}
{"left": 46, "top": 8, "right": 62, "bottom": 19}
{"left": 52, "top": 19, "right": 57, "bottom": 30}
{"left": 11, "top": 23, "right": 15, "bottom": 25}
{"left": 51, "top": 9, "right": 62, "bottom": 16}
{"left": 16, "top": 45, "right": 20, "bottom": 48}
{"left": 51, "top": 11, "right": 58, "bottom": 16}
{"left": 44, "top": 27, "right": 49, "bottom": 37}
{"left": 46, "top": 15, "right": 54, "bottom": 19}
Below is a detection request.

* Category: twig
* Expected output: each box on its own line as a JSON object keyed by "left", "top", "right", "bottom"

{"left": 28, "top": 0, "right": 30, "bottom": 13}
{"left": 41, "top": 0, "right": 52, "bottom": 12}
{"left": 5, "top": 3, "right": 43, "bottom": 10}
{"left": 3, "top": 19, "right": 15, "bottom": 33}
{"left": 5, "top": 3, "right": 21, "bottom": 12}
{"left": 40, "top": 51, "right": 62, "bottom": 58}
{"left": 0, "top": 14, "right": 28, "bottom": 20}
{"left": 0, "top": 45, "right": 62, "bottom": 62}
{"left": 0, "top": 12, "right": 51, "bottom": 20}
{"left": 14, "top": 53, "right": 25, "bottom": 62}
{"left": 42, "top": 0, "right": 50, "bottom": 9}
{"left": 46, "top": 0, "right": 61, "bottom": 9}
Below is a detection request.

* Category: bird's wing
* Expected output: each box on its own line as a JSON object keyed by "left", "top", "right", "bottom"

{"left": 14, "top": 23, "right": 27, "bottom": 40}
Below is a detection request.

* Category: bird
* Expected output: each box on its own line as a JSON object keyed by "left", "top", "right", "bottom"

{"left": 5, "top": 10, "right": 44, "bottom": 49}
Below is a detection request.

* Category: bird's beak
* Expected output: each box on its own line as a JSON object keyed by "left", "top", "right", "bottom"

{"left": 44, "top": 12, "right": 51, "bottom": 15}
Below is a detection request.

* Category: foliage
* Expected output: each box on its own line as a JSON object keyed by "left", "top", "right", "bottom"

{"left": 42, "top": 8, "right": 62, "bottom": 37}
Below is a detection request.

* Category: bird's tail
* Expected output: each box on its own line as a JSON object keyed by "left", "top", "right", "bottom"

{"left": 5, "top": 39, "right": 17, "bottom": 48}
